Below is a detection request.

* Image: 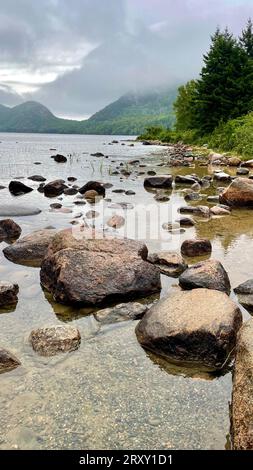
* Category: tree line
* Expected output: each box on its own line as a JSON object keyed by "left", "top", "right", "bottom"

{"left": 174, "top": 19, "right": 253, "bottom": 136}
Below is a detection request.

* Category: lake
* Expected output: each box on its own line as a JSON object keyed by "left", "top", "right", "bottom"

{"left": 0, "top": 133, "right": 251, "bottom": 450}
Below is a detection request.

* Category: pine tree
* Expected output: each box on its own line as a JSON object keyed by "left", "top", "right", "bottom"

{"left": 174, "top": 80, "right": 197, "bottom": 131}
{"left": 194, "top": 28, "right": 253, "bottom": 134}
{"left": 240, "top": 18, "right": 253, "bottom": 58}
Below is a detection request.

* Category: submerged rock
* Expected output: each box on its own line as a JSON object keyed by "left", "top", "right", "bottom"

{"left": 0, "top": 205, "right": 41, "bottom": 217}
{"left": 181, "top": 238, "right": 212, "bottom": 257}
{"left": 154, "top": 190, "right": 170, "bottom": 202}
{"left": 29, "top": 325, "right": 81, "bottom": 356}
{"left": 148, "top": 251, "right": 187, "bottom": 277}
{"left": 107, "top": 215, "right": 125, "bottom": 229}
{"left": 144, "top": 175, "right": 173, "bottom": 189}
{"left": 0, "top": 348, "right": 21, "bottom": 373}
{"left": 3, "top": 229, "right": 57, "bottom": 266}
{"left": 0, "top": 219, "right": 21, "bottom": 241}
{"left": 95, "top": 302, "right": 148, "bottom": 324}
{"left": 40, "top": 231, "right": 161, "bottom": 306}
{"left": 84, "top": 190, "right": 100, "bottom": 202}
{"left": 219, "top": 177, "right": 253, "bottom": 207}
{"left": 210, "top": 205, "right": 231, "bottom": 215}
{"left": 184, "top": 192, "right": 202, "bottom": 202}
{"left": 231, "top": 319, "right": 253, "bottom": 449}
{"left": 9, "top": 181, "right": 33, "bottom": 196}
{"left": 0, "top": 281, "right": 19, "bottom": 307}
{"left": 136, "top": 288, "right": 242, "bottom": 371}
{"left": 179, "top": 259, "right": 231, "bottom": 294}
{"left": 28, "top": 175, "right": 46, "bottom": 182}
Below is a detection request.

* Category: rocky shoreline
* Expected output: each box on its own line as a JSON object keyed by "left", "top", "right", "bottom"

{"left": 1, "top": 139, "right": 253, "bottom": 449}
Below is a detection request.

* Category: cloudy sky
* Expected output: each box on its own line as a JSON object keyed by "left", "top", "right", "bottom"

{"left": 0, "top": 0, "right": 252, "bottom": 119}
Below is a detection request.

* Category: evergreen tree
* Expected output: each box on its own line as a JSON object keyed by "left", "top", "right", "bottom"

{"left": 240, "top": 18, "right": 253, "bottom": 58}
{"left": 174, "top": 80, "right": 197, "bottom": 131}
{"left": 193, "top": 28, "right": 253, "bottom": 134}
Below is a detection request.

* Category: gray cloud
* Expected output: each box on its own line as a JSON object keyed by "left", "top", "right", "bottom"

{"left": 0, "top": 0, "right": 252, "bottom": 117}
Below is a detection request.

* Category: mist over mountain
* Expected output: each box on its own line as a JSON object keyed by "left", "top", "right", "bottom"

{"left": 0, "top": 87, "right": 177, "bottom": 135}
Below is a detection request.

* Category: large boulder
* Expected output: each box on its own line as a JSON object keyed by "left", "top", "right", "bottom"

{"left": 0, "top": 219, "right": 21, "bottom": 241}
{"left": 29, "top": 325, "right": 81, "bottom": 356}
{"left": 43, "top": 180, "right": 67, "bottom": 197}
{"left": 147, "top": 251, "right": 187, "bottom": 277}
{"left": 179, "top": 259, "right": 231, "bottom": 294}
{"left": 0, "top": 348, "right": 21, "bottom": 373}
{"left": 9, "top": 181, "right": 33, "bottom": 196}
{"left": 181, "top": 239, "right": 212, "bottom": 257}
{"left": 219, "top": 177, "right": 253, "bottom": 207}
{"left": 144, "top": 175, "right": 173, "bottom": 189}
{"left": 3, "top": 229, "right": 57, "bottom": 267}
{"left": 135, "top": 288, "right": 242, "bottom": 371}
{"left": 79, "top": 181, "right": 105, "bottom": 197}
{"left": 40, "top": 231, "right": 161, "bottom": 306}
{"left": 0, "top": 281, "right": 19, "bottom": 307}
{"left": 231, "top": 319, "right": 253, "bottom": 450}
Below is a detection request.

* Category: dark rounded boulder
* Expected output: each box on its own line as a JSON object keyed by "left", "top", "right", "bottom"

{"left": 181, "top": 238, "right": 212, "bottom": 257}
{"left": 0, "top": 219, "right": 21, "bottom": 241}
{"left": 52, "top": 154, "right": 67, "bottom": 163}
{"left": 144, "top": 175, "right": 173, "bottom": 189}
{"left": 9, "top": 181, "right": 33, "bottom": 196}
{"left": 43, "top": 180, "right": 67, "bottom": 197}
{"left": 79, "top": 181, "right": 105, "bottom": 197}
{"left": 179, "top": 259, "right": 231, "bottom": 294}
{"left": 136, "top": 288, "right": 242, "bottom": 371}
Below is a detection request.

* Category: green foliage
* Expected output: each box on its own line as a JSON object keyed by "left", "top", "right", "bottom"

{"left": 240, "top": 18, "right": 253, "bottom": 58}
{"left": 173, "top": 80, "right": 197, "bottom": 131}
{"left": 139, "top": 126, "right": 199, "bottom": 145}
{"left": 139, "top": 19, "right": 253, "bottom": 160}
{"left": 193, "top": 28, "right": 253, "bottom": 134}
{"left": 209, "top": 112, "right": 253, "bottom": 158}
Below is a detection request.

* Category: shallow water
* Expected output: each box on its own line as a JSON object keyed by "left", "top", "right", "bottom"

{"left": 0, "top": 133, "right": 251, "bottom": 449}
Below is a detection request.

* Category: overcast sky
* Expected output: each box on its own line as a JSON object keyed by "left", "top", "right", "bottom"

{"left": 0, "top": 0, "right": 252, "bottom": 119}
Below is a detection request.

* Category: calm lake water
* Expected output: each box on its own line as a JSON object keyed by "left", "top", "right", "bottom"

{"left": 0, "top": 133, "right": 252, "bottom": 450}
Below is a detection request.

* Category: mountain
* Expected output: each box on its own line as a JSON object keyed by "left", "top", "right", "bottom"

{"left": 0, "top": 101, "right": 82, "bottom": 134}
{"left": 82, "top": 87, "right": 177, "bottom": 134}
{"left": 0, "top": 87, "right": 178, "bottom": 135}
